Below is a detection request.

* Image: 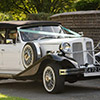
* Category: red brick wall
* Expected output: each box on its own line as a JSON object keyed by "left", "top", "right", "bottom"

{"left": 50, "top": 10, "right": 100, "bottom": 46}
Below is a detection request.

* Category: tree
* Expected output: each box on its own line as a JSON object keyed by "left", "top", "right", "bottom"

{"left": 0, "top": 0, "right": 76, "bottom": 14}
{"left": 0, "top": 12, "right": 27, "bottom": 21}
{"left": 74, "top": 0, "right": 100, "bottom": 11}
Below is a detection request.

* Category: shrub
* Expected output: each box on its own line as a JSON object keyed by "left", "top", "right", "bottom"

{"left": 74, "top": 0, "right": 100, "bottom": 11}
{"left": 28, "top": 12, "right": 52, "bottom": 20}
{"left": 0, "top": 13, "right": 14, "bottom": 21}
{"left": 0, "top": 12, "right": 27, "bottom": 21}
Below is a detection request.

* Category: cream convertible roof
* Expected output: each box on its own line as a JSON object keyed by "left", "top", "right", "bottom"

{"left": 0, "top": 21, "right": 60, "bottom": 29}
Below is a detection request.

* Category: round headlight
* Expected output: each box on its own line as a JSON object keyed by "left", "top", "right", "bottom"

{"left": 59, "top": 42, "right": 71, "bottom": 54}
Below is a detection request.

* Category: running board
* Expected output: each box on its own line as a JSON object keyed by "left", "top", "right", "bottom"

{"left": 0, "top": 70, "right": 22, "bottom": 79}
{"left": 0, "top": 73, "right": 14, "bottom": 79}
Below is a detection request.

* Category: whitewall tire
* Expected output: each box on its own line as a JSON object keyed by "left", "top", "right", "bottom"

{"left": 43, "top": 63, "right": 65, "bottom": 93}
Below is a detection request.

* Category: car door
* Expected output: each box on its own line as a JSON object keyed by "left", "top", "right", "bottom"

{"left": 1, "top": 43, "right": 24, "bottom": 72}
{"left": 0, "top": 29, "right": 5, "bottom": 69}
{"left": 0, "top": 28, "right": 25, "bottom": 73}
{"left": 0, "top": 45, "right": 3, "bottom": 68}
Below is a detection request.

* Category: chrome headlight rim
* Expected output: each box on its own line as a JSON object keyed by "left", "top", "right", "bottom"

{"left": 98, "top": 42, "right": 100, "bottom": 49}
{"left": 59, "top": 42, "right": 71, "bottom": 54}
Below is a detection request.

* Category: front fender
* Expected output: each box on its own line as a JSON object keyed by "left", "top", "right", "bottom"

{"left": 15, "top": 54, "right": 78, "bottom": 78}
{"left": 43, "top": 54, "right": 79, "bottom": 68}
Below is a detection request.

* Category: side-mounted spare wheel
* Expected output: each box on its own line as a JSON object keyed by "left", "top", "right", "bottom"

{"left": 43, "top": 63, "right": 65, "bottom": 93}
{"left": 22, "top": 43, "right": 38, "bottom": 68}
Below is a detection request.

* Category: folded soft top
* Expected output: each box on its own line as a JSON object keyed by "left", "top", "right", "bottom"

{"left": 0, "top": 21, "right": 60, "bottom": 29}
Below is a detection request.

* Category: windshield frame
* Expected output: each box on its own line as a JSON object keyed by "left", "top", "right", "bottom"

{"left": 17, "top": 25, "right": 81, "bottom": 42}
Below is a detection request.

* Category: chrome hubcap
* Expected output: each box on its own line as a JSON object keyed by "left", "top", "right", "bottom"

{"left": 23, "top": 45, "right": 34, "bottom": 68}
{"left": 24, "top": 51, "right": 30, "bottom": 61}
{"left": 45, "top": 74, "right": 52, "bottom": 82}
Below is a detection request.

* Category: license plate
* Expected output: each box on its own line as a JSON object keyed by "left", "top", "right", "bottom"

{"left": 84, "top": 66, "right": 100, "bottom": 77}
{"left": 85, "top": 66, "right": 100, "bottom": 73}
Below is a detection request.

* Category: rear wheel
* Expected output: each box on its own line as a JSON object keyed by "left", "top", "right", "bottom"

{"left": 43, "top": 63, "right": 65, "bottom": 93}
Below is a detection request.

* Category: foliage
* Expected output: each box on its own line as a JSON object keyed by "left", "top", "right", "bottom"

{"left": 0, "top": 93, "right": 28, "bottom": 100}
{"left": 28, "top": 12, "right": 52, "bottom": 20}
{"left": 0, "top": 0, "right": 76, "bottom": 14}
{"left": 0, "top": 12, "right": 50, "bottom": 21}
{"left": 1, "top": 0, "right": 100, "bottom": 21}
{"left": 0, "top": 12, "right": 27, "bottom": 21}
{"left": 0, "top": 13, "right": 13, "bottom": 21}
{"left": 0, "top": 0, "right": 77, "bottom": 21}
{"left": 74, "top": 0, "right": 100, "bottom": 11}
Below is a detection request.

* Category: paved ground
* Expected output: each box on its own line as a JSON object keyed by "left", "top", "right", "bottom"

{"left": 0, "top": 79, "right": 100, "bottom": 100}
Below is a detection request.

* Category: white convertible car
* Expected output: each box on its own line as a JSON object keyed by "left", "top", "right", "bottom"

{"left": 0, "top": 21, "right": 100, "bottom": 93}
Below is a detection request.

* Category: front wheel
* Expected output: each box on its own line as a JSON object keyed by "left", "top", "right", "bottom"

{"left": 43, "top": 63, "right": 65, "bottom": 93}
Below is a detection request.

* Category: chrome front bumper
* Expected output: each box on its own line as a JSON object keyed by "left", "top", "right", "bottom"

{"left": 59, "top": 68, "right": 85, "bottom": 75}
{"left": 59, "top": 65, "right": 100, "bottom": 77}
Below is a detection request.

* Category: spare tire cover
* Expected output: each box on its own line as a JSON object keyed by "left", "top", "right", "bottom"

{"left": 22, "top": 43, "right": 37, "bottom": 68}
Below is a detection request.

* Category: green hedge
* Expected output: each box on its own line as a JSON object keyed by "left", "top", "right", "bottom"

{"left": 0, "top": 12, "right": 51, "bottom": 21}
{"left": 28, "top": 12, "right": 52, "bottom": 20}
{"left": 74, "top": 0, "right": 100, "bottom": 11}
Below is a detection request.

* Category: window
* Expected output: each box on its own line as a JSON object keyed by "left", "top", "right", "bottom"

{"left": 0, "top": 28, "right": 19, "bottom": 44}
{"left": 6, "top": 29, "right": 19, "bottom": 44}
{"left": 0, "top": 29, "right": 5, "bottom": 44}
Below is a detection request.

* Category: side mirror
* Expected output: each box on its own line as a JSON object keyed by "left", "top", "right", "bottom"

{"left": 78, "top": 32, "right": 84, "bottom": 36}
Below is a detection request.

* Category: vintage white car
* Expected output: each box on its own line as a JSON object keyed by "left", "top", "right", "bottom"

{"left": 0, "top": 21, "right": 100, "bottom": 93}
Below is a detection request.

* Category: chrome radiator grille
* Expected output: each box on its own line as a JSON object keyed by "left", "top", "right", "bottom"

{"left": 86, "top": 42, "right": 93, "bottom": 64}
{"left": 72, "top": 42, "right": 93, "bottom": 66}
{"left": 72, "top": 42, "right": 84, "bottom": 65}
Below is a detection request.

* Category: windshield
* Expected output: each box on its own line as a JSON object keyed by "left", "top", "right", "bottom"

{"left": 18, "top": 25, "right": 81, "bottom": 42}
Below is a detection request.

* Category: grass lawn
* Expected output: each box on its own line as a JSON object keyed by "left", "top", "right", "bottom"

{"left": 0, "top": 93, "right": 29, "bottom": 100}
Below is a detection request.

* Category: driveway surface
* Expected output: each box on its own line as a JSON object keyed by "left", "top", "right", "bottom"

{"left": 0, "top": 79, "right": 100, "bottom": 100}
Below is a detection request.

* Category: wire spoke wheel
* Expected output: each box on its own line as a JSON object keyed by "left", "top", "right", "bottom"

{"left": 43, "top": 66, "right": 55, "bottom": 92}
{"left": 22, "top": 43, "right": 37, "bottom": 68}
{"left": 43, "top": 63, "right": 65, "bottom": 93}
